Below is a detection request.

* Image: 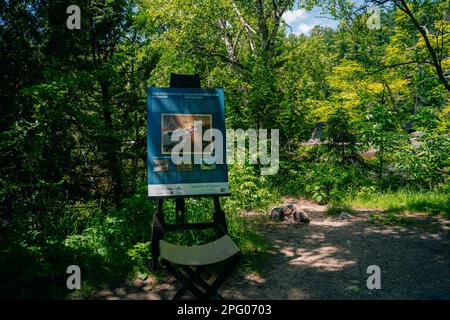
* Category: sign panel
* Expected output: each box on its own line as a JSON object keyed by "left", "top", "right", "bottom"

{"left": 147, "top": 87, "right": 229, "bottom": 197}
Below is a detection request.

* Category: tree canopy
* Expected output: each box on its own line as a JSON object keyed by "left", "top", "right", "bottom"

{"left": 0, "top": 0, "right": 448, "bottom": 298}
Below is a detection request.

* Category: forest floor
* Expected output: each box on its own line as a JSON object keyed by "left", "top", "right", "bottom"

{"left": 95, "top": 198, "right": 450, "bottom": 300}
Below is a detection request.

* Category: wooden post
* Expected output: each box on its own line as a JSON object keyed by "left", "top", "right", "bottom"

{"left": 176, "top": 198, "right": 186, "bottom": 224}
{"left": 151, "top": 199, "right": 165, "bottom": 271}
{"left": 213, "top": 196, "right": 227, "bottom": 237}
{"left": 156, "top": 199, "right": 164, "bottom": 223}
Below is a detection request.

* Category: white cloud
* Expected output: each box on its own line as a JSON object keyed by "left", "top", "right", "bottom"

{"left": 295, "top": 23, "right": 314, "bottom": 35}
{"left": 282, "top": 9, "right": 308, "bottom": 25}
{"left": 282, "top": 7, "right": 339, "bottom": 35}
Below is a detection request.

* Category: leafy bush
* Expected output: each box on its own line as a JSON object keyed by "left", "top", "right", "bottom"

{"left": 303, "top": 163, "right": 366, "bottom": 204}
{"left": 395, "top": 132, "right": 450, "bottom": 189}
{"left": 225, "top": 163, "right": 281, "bottom": 212}
{"left": 127, "top": 242, "right": 152, "bottom": 274}
{"left": 326, "top": 203, "right": 354, "bottom": 216}
{"left": 320, "top": 108, "right": 361, "bottom": 165}
{"left": 368, "top": 213, "right": 414, "bottom": 226}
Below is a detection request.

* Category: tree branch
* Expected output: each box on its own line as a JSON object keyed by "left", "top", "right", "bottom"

{"left": 369, "top": 60, "right": 432, "bottom": 74}
{"left": 219, "top": 18, "right": 237, "bottom": 63}
{"left": 396, "top": 0, "right": 450, "bottom": 92}
{"left": 191, "top": 45, "right": 250, "bottom": 71}
{"left": 230, "top": 0, "right": 256, "bottom": 54}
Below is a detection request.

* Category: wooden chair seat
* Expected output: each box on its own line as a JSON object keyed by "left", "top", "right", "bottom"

{"left": 159, "top": 235, "right": 240, "bottom": 266}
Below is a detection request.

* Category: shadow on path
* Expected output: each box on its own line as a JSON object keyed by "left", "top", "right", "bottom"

{"left": 96, "top": 199, "right": 450, "bottom": 300}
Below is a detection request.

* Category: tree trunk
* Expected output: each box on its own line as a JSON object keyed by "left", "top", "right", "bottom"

{"left": 256, "top": 0, "right": 270, "bottom": 58}
{"left": 397, "top": 0, "right": 450, "bottom": 92}
{"left": 101, "top": 80, "right": 123, "bottom": 206}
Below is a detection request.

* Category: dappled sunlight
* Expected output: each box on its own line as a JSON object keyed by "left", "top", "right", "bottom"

{"left": 364, "top": 227, "right": 408, "bottom": 235}
{"left": 312, "top": 219, "right": 353, "bottom": 228}
{"left": 419, "top": 234, "right": 447, "bottom": 241}
{"left": 92, "top": 200, "right": 450, "bottom": 300}
{"left": 287, "top": 288, "right": 310, "bottom": 299}
{"left": 244, "top": 273, "right": 266, "bottom": 284}
{"left": 289, "top": 246, "right": 357, "bottom": 271}
{"left": 279, "top": 247, "right": 296, "bottom": 257}
{"left": 219, "top": 200, "right": 450, "bottom": 299}
{"left": 305, "top": 231, "right": 326, "bottom": 241}
{"left": 96, "top": 275, "right": 178, "bottom": 300}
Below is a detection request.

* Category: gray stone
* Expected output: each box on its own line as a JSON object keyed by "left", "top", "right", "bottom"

{"left": 340, "top": 212, "right": 352, "bottom": 220}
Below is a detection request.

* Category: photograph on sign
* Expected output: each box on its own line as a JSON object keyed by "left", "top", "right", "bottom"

{"left": 147, "top": 88, "right": 229, "bottom": 197}
{"left": 161, "top": 113, "right": 212, "bottom": 154}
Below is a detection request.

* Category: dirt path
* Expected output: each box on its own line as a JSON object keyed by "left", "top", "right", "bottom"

{"left": 96, "top": 199, "right": 450, "bottom": 300}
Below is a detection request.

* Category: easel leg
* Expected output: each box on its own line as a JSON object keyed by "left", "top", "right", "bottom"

{"left": 213, "top": 196, "right": 228, "bottom": 236}
{"left": 156, "top": 199, "right": 164, "bottom": 223}
{"left": 151, "top": 200, "right": 165, "bottom": 271}
{"left": 176, "top": 198, "right": 186, "bottom": 224}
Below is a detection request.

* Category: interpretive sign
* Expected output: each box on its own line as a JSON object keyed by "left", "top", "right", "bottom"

{"left": 147, "top": 87, "right": 229, "bottom": 197}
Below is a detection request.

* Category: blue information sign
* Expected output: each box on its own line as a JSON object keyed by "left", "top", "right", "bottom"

{"left": 147, "top": 87, "right": 229, "bottom": 197}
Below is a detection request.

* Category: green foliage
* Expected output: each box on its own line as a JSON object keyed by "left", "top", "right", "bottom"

{"left": 303, "top": 163, "right": 366, "bottom": 204}
{"left": 361, "top": 104, "right": 407, "bottom": 182}
{"left": 326, "top": 203, "right": 354, "bottom": 216}
{"left": 2, "top": 0, "right": 449, "bottom": 299}
{"left": 395, "top": 132, "right": 450, "bottom": 189}
{"left": 127, "top": 242, "right": 152, "bottom": 273}
{"left": 0, "top": 190, "right": 156, "bottom": 298}
{"left": 226, "top": 164, "right": 282, "bottom": 212}
{"left": 349, "top": 189, "right": 450, "bottom": 217}
{"left": 320, "top": 108, "right": 362, "bottom": 165}
{"left": 368, "top": 213, "right": 414, "bottom": 226}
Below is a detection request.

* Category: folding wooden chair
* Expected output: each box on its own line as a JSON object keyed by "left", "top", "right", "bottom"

{"left": 151, "top": 215, "right": 243, "bottom": 300}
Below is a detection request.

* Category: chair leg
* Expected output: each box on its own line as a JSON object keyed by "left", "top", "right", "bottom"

{"left": 205, "top": 253, "right": 243, "bottom": 298}
{"left": 181, "top": 266, "right": 223, "bottom": 300}
{"left": 162, "top": 252, "right": 242, "bottom": 300}
{"left": 175, "top": 266, "right": 206, "bottom": 299}
{"left": 162, "top": 260, "right": 207, "bottom": 300}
